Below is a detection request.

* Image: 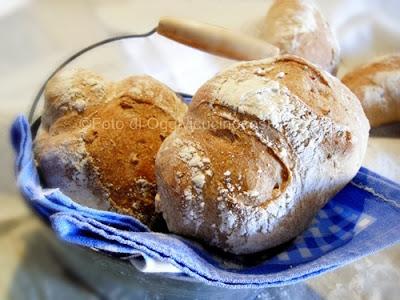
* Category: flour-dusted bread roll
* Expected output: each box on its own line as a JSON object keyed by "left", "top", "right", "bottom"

{"left": 341, "top": 54, "right": 400, "bottom": 127}
{"left": 261, "top": 0, "right": 340, "bottom": 73}
{"left": 34, "top": 69, "right": 187, "bottom": 225}
{"left": 156, "top": 55, "right": 369, "bottom": 254}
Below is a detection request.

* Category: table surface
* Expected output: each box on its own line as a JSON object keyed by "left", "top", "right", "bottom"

{"left": 0, "top": 1, "right": 399, "bottom": 299}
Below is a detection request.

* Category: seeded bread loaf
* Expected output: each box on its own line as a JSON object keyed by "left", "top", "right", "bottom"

{"left": 261, "top": 0, "right": 340, "bottom": 73}
{"left": 155, "top": 55, "right": 369, "bottom": 254}
{"left": 341, "top": 54, "right": 400, "bottom": 127}
{"left": 34, "top": 69, "right": 187, "bottom": 225}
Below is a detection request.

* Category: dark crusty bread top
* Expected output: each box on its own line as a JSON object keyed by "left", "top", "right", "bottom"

{"left": 35, "top": 69, "right": 187, "bottom": 225}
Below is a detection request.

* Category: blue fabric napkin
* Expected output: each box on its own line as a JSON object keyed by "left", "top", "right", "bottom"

{"left": 11, "top": 115, "right": 400, "bottom": 288}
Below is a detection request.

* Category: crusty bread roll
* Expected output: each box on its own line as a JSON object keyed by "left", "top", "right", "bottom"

{"left": 155, "top": 55, "right": 369, "bottom": 254}
{"left": 261, "top": 0, "right": 340, "bottom": 73}
{"left": 341, "top": 54, "right": 400, "bottom": 127}
{"left": 34, "top": 69, "right": 187, "bottom": 225}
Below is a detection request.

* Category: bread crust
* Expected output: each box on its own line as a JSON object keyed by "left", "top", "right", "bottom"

{"left": 156, "top": 55, "right": 369, "bottom": 254}
{"left": 261, "top": 0, "right": 340, "bottom": 73}
{"left": 35, "top": 69, "right": 187, "bottom": 225}
{"left": 341, "top": 54, "right": 400, "bottom": 127}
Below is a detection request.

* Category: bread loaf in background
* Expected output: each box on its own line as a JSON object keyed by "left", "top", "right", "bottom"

{"left": 34, "top": 69, "right": 187, "bottom": 225}
{"left": 261, "top": 0, "right": 340, "bottom": 73}
{"left": 155, "top": 55, "right": 369, "bottom": 254}
{"left": 341, "top": 54, "right": 400, "bottom": 127}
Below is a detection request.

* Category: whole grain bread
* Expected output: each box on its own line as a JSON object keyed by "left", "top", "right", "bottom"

{"left": 341, "top": 54, "right": 400, "bottom": 127}
{"left": 34, "top": 69, "right": 187, "bottom": 225}
{"left": 155, "top": 55, "right": 369, "bottom": 254}
{"left": 261, "top": 0, "right": 340, "bottom": 73}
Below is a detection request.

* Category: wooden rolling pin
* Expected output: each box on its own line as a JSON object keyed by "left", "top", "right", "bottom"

{"left": 157, "top": 16, "right": 280, "bottom": 61}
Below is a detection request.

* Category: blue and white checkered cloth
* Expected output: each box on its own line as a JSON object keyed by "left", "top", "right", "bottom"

{"left": 11, "top": 115, "right": 400, "bottom": 288}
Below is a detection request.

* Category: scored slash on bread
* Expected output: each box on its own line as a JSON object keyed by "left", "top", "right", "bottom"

{"left": 33, "top": 55, "right": 371, "bottom": 255}
{"left": 34, "top": 69, "right": 187, "bottom": 226}
{"left": 156, "top": 55, "right": 369, "bottom": 254}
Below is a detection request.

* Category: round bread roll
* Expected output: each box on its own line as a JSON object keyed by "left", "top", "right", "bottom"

{"left": 341, "top": 54, "right": 400, "bottom": 127}
{"left": 261, "top": 0, "right": 340, "bottom": 73}
{"left": 34, "top": 69, "right": 187, "bottom": 225}
{"left": 155, "top": 55, "right": 369, "bottom": 254}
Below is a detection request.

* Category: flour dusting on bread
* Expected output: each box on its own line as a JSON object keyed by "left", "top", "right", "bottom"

{"left": 35, "top": 68, "right": 187, "bottom": 226}
{"left": 156, "top": 55, "right": 369, "bottom": 254}
{"left": 342, "top": 53, "right": 400, "bottom": 127}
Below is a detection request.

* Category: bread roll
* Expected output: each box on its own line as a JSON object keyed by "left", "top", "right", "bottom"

{"left": 34, "top": 69, "right": 187, "bottom": 225}
{"left": 155, "top": 55, "right": 369, "bottom": 254}
{"left": 341, "top": 54, "right": 400, "bottom": 127}
{"left": 261, "top": 0, "right": 340, "bottom": 73}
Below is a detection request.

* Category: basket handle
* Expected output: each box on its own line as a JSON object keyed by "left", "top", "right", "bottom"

{"left": 157, "top": 16, "right": 280, "bottom": 61}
